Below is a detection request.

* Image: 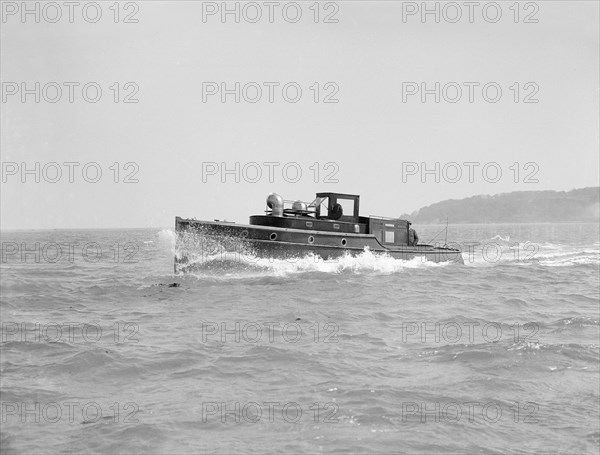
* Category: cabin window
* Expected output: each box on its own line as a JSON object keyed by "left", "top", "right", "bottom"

{"left": 341, "top": 238, "right": 347, "bottom": 246}
{"left": 385, "top": 231, "right": 395, "bottom": 243}
{"left": 316, "top": 197, "right": 329, "bottom": 218}
{"left": 333, "top": 224, "right": 340, "bottom": 229}
{"left": 385, "top": 223, "right": 394, "bottom": 228}
{"left": 270, "top": 233, "right": 277, "bottom": 240}
{"left": 338, "top": 199, "right": 355, "bottom": 217}
{"left": 308, "top": 236, "right": 314, "bottom": 244}
{"left": 241, "top": 230, "right": 249, "bottom": 238}
{"left": 306, "top": 221, "right": 313, "bottom": 228}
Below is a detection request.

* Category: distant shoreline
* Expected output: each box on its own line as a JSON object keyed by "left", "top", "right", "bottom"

{"left": 400, "top": 187, "right": 599, "bottom": 224}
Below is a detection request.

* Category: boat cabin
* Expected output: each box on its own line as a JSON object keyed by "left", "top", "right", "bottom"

{"left": 252, "top": 191, "right": 413, "bottom": 246}
{"left": 368, "top": 216, "right": 409, "bottom": 246}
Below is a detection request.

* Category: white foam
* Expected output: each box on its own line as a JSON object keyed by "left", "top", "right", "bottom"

{"left": 158, "top": 229, "right": 178, "bottom": 252}
{"left": 176, "top": 246, "right": 449, "bottom": 278}
{"left": 255, "top": 248, "right": 448, "bottom": 276}
{"left": 538, "top": 254, "right": 600, "bottom": 267}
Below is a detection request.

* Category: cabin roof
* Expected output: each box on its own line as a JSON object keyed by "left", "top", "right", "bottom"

{"left": 316, "top": 192, "right": 360, "bottom": 199}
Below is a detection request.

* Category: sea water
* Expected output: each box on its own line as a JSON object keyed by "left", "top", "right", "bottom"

{"left": 1, "top": 223, "right": 599, "bottom": 454}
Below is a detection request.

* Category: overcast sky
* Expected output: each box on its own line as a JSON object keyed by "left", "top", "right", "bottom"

{"left": 1, "top": 1, "right": 598, "bottom": 229}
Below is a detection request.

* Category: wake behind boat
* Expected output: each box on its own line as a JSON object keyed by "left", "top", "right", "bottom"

{"left": 175, "top": 192, "right": 463, "bottom": 271}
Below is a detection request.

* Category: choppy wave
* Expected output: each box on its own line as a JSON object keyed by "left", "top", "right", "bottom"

{"left": 460, "top": 239, "right": 599, "bottom": 268}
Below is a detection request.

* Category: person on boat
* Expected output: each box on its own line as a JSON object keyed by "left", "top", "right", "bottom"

{"left": 408, "top": 223, "right": 419, "bottom": 246}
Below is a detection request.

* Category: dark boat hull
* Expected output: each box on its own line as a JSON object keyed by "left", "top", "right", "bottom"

{"left": 175, "top": 217, "right": 464, "bottom": 271}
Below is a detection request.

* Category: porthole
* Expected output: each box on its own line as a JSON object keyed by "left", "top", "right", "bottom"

{"left": 270, "top": 233, "right": 277, "bottom": 240}
{"left": 308, "top": 236, "right": 315, "bottom": 244}
{"left": 341, "top": 238, "right": 347, "bottom": 246}
{"left": 241, "top": 230, "right": 249, "bottom": 238}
